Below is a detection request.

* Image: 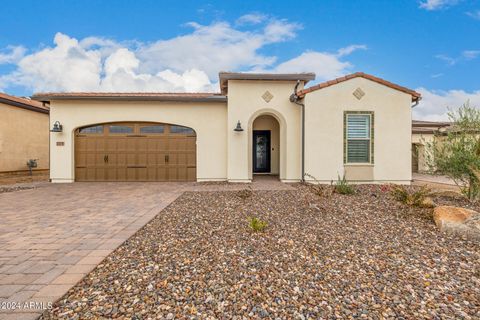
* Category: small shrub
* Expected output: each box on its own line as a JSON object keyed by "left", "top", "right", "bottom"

{"left": 333, "top": 174, "right": 355, "bottom": 195}
{"left": 391, "top": 185, "right": 430, "bottom": 207}
{"left": 248, "top": 217, "right": 268, "bottom": 232}
{"left": 303, "top": 173, "right": 333, "bottom": 197}
{"left": 237, "top": 185, "right": 253, "bottom": 200}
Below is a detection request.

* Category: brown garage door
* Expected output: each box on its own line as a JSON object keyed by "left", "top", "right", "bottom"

{"left": 75, "top": 122, "right": 196, "bottom": 181}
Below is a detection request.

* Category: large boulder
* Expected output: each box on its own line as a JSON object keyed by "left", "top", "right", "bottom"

{"left": 433, "top": 206, "right": 480, "bottom": 240}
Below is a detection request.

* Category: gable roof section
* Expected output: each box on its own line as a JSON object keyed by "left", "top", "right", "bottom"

{"left": 0, "top": 92, "right": 49, "bottom": 114}
{"left": 219, "top": 72, "right": 316, "bottom": 94}
{"left": 32, "top": 92, "right": 227, "bottom": 103}
{"left": 297, "top": 72, "right": 421, "bottom": 102}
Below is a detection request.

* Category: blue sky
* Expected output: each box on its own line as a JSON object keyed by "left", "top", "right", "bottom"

{"left": 0, "top": 0, "right": 479, "bottom": 120}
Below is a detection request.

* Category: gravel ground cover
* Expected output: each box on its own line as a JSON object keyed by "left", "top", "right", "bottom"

{"left": 42, "top": 185, "right": 479, "bottom": 319}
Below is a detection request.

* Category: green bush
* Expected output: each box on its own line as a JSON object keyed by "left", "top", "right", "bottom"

{"left": 248, "top": 217, "right": 268, "bottom": 232}
{"left": 333, "top": 174, "right": 355, "bottom": 195}
{"left": 391, "top": 185, "right": 430, "bottom": 207}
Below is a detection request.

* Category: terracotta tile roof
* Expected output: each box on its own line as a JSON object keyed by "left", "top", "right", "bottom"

{"left": 0, "top": 92, "right": 49, "bottom": 114}
{"left": 32, "top": 92, "right": 227, "bottom": 103}
{"left": 297, "top": 72, "right": 422, "bottom": 102}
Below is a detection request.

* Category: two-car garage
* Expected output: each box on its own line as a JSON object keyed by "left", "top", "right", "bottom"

{"left": 74, "top": 122, "right": 196, "bottom": 182}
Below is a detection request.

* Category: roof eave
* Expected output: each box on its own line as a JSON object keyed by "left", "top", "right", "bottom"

{"left": 297, "top": 72, "right": 421, "bottom": 102}
{"left": 0, "top": 96, "right": 49, "bottom": 114}
{"left": 218, "top": 72, "right": 316, "bottom": 94}
{"left": 32, "top": 95, "right": 228, "bottom": 103}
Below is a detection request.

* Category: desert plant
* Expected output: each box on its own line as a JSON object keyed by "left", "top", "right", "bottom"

{"left": 333, "top": 174, "right": 355, "bottom": 195}
{"left": 303, "top": 173, "right": 333, "bottom": 197}
{"left": 426, "top": 101, "right": 480, "bottom": 201}
{"left": 237, "top": 185, "right": 253, "bottom": 200}
{"left": 248, "top": 217, "right": 268, "bottom": 232}
{"left": 391, "top": 185, "right": 430, "bottom": 207}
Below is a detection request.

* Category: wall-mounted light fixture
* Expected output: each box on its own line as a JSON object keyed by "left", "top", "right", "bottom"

{"left": 50, "top": 121, "right": 63, "bottom": 133}
{"left": 234, "top": 121, "right": 244, "bottom": 132}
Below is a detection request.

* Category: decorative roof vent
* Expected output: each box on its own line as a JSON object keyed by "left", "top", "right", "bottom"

{"left": 262, "top": 91, "right": 273, "bottom": 103}
{"left": 353, "top": 87, "right": 365, "bottom": 100}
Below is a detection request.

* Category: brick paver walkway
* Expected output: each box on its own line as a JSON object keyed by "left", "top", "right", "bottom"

{"left": 0, "top": 177, "right": 291, "bottom": 319}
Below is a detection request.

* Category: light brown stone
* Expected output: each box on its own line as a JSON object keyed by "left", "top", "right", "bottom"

{"left": 433, "top": 206, "right": 480, "bottom": 239}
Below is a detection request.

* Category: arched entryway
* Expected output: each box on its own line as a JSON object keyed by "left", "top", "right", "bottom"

{"left": 74, "top": 122, "right": 196, "bottom": 181}
{"left": 251, "top": 115, "right": 281, "bottom": 177}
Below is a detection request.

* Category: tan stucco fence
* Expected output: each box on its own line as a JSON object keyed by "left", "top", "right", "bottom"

{"left": 36, "top": 72, "right": 419, "bottom": 184}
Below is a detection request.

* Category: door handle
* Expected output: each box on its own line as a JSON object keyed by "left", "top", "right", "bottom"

{"left": 104, "top": 155, "right": 107, "bottom": 163}
{"left": 165, "top": 155, "right": 169, "bottom": 163}
{"left": 106, "top": 155, "right": 109, "bottom": 163}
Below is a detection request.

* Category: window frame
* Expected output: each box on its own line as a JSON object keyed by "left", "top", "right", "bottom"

{"left": 107, "top": 125, "right": 134, "bottom": 134}
{"left": 78, "top": 125, "right": 104, "bottom": 135}
{"left": 344, "top": 111, "right": 374, "bottom": 164}
{"left": 139, "top": 125, "right": 165, "bottom": 134}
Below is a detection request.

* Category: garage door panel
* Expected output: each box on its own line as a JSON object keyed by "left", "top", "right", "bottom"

{"left": 187, "top": 167, "right": 196, "bottom": 181}
{"left": 126, "top": 139, "right": 136, "bottom": 151}
{"left": 137, "top": 138, "right": 147, "bottom": 151}
{"left": 75, "top": 122, "right": 196, "bottom": 182}
{"left": 126, "top": 168, "right": 136, "bottom": 181}
{"left": 137, "top": 168, "right": 147, "bottom": 180}
{"left": 116, "top": 139, "right": 127, "bottom": 151}
{"left": 138, "top": 153, "right": 147, "bottom": 166}
{"left": 126, "top": 154, "right": 136, "bottom": 166}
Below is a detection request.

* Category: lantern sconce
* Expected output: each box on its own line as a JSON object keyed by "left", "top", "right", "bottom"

{"left": 50, "top": 121, "right": 63, "bottom": 133}
{"left": 234, "top": 121, "right": 244, "bottom": 132}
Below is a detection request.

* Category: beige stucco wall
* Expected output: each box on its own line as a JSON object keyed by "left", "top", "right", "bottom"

{"left": 0, "top": 103, "right": 49, "bottom": 172}
{"left": 49, "top": 100, "right": 227, "bottom": 182}
{"left": 304, "top": 77, "right": 413, "bottom": 184}
{"left": 226, "top": 80, "right": 303, "bottom": 182}
{"left": 412, "top": 133, "right": 435, "bottom": 172}
{"left": 252, "top": 115, "right": 280, "bottom": 175}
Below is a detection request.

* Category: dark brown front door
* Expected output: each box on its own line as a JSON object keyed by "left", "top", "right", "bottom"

{"left": 75, "top": 122, "right": 196, "bottom": 181}
{"left": 253, "top": 130, "right": 271, "bottom": 173}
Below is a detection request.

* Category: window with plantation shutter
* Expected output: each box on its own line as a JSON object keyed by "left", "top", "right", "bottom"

{"left": 345, "top": 113, "right": 373, "bottom": 163}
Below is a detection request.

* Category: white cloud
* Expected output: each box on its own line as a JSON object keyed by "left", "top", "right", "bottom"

{"left": 435, "top": 50, "right": 480, "bottom": 65}
{"left": 236, "top": 13, "right": 267, "bottom": 25}
{"left": 0, "top": 45, "right": 26, "bottom": 64}
{"left": 336, "top": 44, "right": 367, "bottom": 57}
{"left": 466, "top": 10, "right": 480, "bottom": 19}
{"left": 419, "top": 0, "right": 458, "bottom": 10}
{"left": 273, "top": 45, "right": 367, "bottom": 81}
{"left": 275, "top": 51, "right": 351, "bottom": 81}
{"left": 137, "top": 19, "right": 299, "bottom": 79}
{"left": 414, "top": 87, "right": 480, "bottom": 121}
{"left": 0, "top": 16, "right": 364, "bottom": 94}
{"left": 462, "top": 50, "right": 480, "bottom": 60}
{"left": 435, "top": 54, "right": 457, "bottom": 65}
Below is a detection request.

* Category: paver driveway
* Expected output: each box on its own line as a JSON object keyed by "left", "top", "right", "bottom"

{"left": 0, "top": 177, "right": 292, "bottom": 319}
{"left": 0, "top": 182, "right": 186, "bottom": 320}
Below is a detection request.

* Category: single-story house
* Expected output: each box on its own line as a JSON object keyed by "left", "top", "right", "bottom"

{"left": 0, "top": 93, "right": 50, "bottom": 173}
{"left": 411, "top": 120, "right": 451, "bottom": 173}
{"left": 33, "top": 72, "right": 421, "bottom": 184}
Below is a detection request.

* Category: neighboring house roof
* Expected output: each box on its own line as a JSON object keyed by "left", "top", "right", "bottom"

{"left": 32, "top": 92, "right": 227, "bottom": 103}
{"left": 219, "top": 72, "right": 316, "bottom": 94}
{"left": 297, "top": 72, "right": 422, "bottom": 102}
{"left": 412, "top": 120, "right": 451, "bottom": 134}
{"left": 0, "top": 92, "right": 49, "bottom": 114}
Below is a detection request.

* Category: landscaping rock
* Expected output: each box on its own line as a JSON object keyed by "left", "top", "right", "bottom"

{"left": 41, "top": 186, "right": 480, "bottom": 319}
{"left": 433, "top": 206, "right": 480, "bottom": 239}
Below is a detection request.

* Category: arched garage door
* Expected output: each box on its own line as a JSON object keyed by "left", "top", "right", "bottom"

{"left": 75, "top": 122, "right": 196, "bottom": 181}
